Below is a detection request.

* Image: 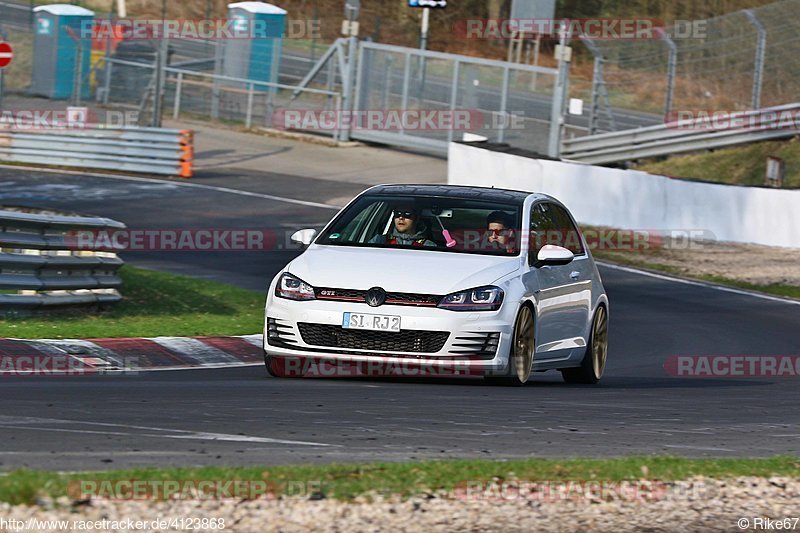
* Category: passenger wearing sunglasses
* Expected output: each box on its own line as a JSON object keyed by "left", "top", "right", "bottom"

{"left": 369, "top": 206, "right": 436, "bottom": 247}
{"left": 486, "top": 211, "right": 516, "bottom": 253}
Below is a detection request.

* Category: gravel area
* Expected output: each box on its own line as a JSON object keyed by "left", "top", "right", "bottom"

{"left": 1, "top": 477, "right": 797, "bottom": 532}
{"left": 598, "top": 237, "right": 800, "bottom": 288}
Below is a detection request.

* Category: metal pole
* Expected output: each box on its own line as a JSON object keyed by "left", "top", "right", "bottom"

{"left": 447, "top": 60, "right": 460, "bottom": 144}
{"left": 0, "top": 70, "right": 4, "bottom": 111}
{"left": 660, "top": 29, "right": 677, "bottom": 118}
{"left": 744, "top": 9, "right": 766, "bottom": 109}
{"left": 339, "top": 35, "right": 357, "bottom": 141}
{"left": 151, "top": 37, "right": 167, "bottom": 127}
{"left": 173, "top": 71, "right": 183, "bottom": 120}
{"left": 530, "top": 33, "right": 541, "bottom": 91}
{"left": 420, "top": 7, "right": 430, "bottom": 50}
{"left": 211, "top": 40, "right": 223, "bottom": 120}
{"left": 381, "top": 55, "right": 393, "bottom": 110}
{"left": 589, "top": 56, "right": 603, "bottom": 134}
{"left": 102, "top": 60, "right": 113, "bottom": 104}
{"left": 547, "top": 29, "right": 571, "bottom": 158}
{"left": 245, "top": 82, "right": 254, "bottom": 128}
{"left": 73, "top": 39, "right": 83, "bottom": 106}
{"left": 497, "top": 66, "right": 509, "bottom": 143}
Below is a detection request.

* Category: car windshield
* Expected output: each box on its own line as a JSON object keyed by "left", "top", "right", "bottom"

{"left": 316, "top": 194, "right": 523, "bottom": 256}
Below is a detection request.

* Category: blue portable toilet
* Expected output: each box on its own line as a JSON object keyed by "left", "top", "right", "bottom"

{"left": 223, "top": 2, "right": 286, "bottom": 89}
{"left": 30, "top": 4, "right": 95, "bottom": 100}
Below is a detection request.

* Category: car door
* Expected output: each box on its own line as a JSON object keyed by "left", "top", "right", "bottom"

{"left": 526, "top": 202, "right": 592, "bottom": 360}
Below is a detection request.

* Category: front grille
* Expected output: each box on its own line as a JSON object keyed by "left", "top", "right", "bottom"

{"left": 314, "top": 287, "right": 441, "bottom": 307}
{"left": 297, "top": 323, "right": 449, "bottom": 353}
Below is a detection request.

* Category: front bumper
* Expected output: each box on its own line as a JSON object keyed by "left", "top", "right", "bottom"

{"left": 264, "top": 297, "right": 515, "bottom": 376}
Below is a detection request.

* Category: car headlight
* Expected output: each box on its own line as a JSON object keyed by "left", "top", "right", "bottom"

{"left": 275, "top": 273, "right": 315, "bottom": 301}
{"left": 437, "top": 286, "right": 504, "bottom": 311}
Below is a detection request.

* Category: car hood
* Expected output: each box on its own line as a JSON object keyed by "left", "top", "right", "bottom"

{"left": 288, "top": 245, "right": 521, "bottom": 294}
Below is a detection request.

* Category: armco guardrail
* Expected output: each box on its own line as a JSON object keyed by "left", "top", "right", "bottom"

{"left": 0, "top": 209, "right": 126, "bottom": 309}
{"left": 0, "top": 125, "right": 194, "bottom": 177}
{"left": 562, "top": 103, "right": 800, "bottom": 164}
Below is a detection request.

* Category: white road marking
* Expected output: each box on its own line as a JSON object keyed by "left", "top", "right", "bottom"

{"left": 598, "top": 261, "right": 800, "bottom": 306}
{"left": 0, "top": 416, "right": 336, "bottom": 447}
{"left": 662, "top": 444, "right": 736, "bottom": 452}
{"left": 0, "top": 164, "right": 342, "bottom": 210}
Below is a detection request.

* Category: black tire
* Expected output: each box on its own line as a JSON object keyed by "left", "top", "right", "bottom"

{"left": 485, "top": 305, "right": 535, "bottom": 386}
{"left": 562, "top": 305, "right": 608, "bottom": 384}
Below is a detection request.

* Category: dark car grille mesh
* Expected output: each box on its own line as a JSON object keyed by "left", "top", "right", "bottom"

{"left": 314, "top": 288, "right": 441, "bottom": 307}
{"left": 297, "top": 323, "right": 449, "bottom": 353}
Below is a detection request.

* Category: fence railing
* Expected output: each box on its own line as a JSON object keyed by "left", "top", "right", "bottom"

{"left": 561, "top": 102, "right": 800, "bottom": 164}
{"left": 100, "top": 57, "right": 343, "bottom": 138}
{"left": 0, "top": 123, "right": 194, "bottom": 176}
{"left": 0, "top": 208, "right": 125, "bottom": 310}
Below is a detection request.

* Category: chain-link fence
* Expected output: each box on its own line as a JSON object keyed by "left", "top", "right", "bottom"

{"left": 580, "top": 0, "right": 800, "bottom": 133}
{"left": 355, "top": 41, "right": 558, "bottom": 154}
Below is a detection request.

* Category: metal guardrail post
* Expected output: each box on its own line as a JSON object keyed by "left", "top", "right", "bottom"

{"left": 173, "top": 71, "right": 184, "bottom": 120}
{"left": 744, "top": 9, "right": 766, "bottom": 110}
{"left": 660, "top": 29, "right": 677, "bottom": 118}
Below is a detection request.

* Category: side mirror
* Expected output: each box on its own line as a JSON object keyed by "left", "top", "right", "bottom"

{"left": 290, "top": 228, "right": 318, "bottom": 246}
{"left": 532, "top": 244, "right": 574, "bottom": 268}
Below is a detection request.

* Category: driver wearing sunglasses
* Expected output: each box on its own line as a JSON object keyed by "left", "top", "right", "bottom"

{"left": 369, "top": 205, "right": 437, "bottom": 247}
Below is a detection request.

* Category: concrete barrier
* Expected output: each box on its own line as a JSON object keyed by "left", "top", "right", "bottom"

{"left": 447, "top": 142, "right": 800, "bottom": 248}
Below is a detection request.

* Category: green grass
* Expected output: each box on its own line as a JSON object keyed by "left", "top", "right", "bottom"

{"left": 0, "top": 456, "right": 797, "bottom": 505}
{"left": 0, "top": 265, "right": 264, "bottom": 339}
{"left": 637, "top": 138, "right": 800, "bottom": 188}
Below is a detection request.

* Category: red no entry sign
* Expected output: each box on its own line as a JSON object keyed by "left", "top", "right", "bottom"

{"left": 0, "top": 42, "right": 14, "bottom": 69}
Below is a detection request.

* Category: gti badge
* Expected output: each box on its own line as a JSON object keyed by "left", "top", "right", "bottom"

{"left": 366, "top": 287, "right": 386, "bottom": 307}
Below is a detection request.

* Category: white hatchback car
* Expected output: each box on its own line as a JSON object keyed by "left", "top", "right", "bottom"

{"left": 264, "top": 185, "right": 608, "bottom": 385}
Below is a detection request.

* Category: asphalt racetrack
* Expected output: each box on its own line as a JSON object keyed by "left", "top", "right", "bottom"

{"left": 0, "top": 168, "right": 798, "bottom": 470}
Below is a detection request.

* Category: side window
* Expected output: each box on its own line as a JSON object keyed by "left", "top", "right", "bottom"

{"left": 529, "top": 203, "right": 555, "bottom": 257}
{"left": 549, "top": 204, "right": 585, "bottom": 255}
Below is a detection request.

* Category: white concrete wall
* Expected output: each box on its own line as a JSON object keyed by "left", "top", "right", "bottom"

{"left": 447, "top": 142, "right": 800, "bottom": 248}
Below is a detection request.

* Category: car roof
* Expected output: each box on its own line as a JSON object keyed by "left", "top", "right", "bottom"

{"left": 365, "top": 184, "right": 545, "bottom": 204}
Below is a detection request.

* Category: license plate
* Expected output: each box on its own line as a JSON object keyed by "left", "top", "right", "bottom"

{"left": 342, "top": 312, "right": 401, "bottom": 332}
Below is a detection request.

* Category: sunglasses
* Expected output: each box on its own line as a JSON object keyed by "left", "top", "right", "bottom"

{"left": 490, "top": 228, "right": 510, "bottom": 236}
{"left": 394, "top": 210, "right": 417, "bottom": 219}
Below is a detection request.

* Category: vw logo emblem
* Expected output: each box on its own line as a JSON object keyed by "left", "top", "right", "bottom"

{"left": 365, "top": 287, "right": 386, "bottom": 307}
